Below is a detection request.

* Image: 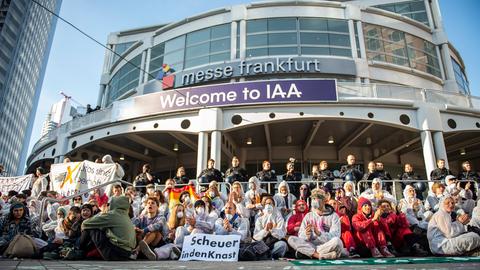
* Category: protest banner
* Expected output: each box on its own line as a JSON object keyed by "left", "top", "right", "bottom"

{"left": 0, "top": 174, "right": 34, "bottom": 194}
{"left": 179, "top": 234, "right": 240, "bottom": 262}
{"left": 167, "top": 185, "right": 199, "bottom": 209}
{"left": 50, "top": 161, "right": 117, "bottom": 198}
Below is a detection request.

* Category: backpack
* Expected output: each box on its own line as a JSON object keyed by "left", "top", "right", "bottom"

{"left": 238, "top": 240, "right": 271, "bottom": 261}
{"left": 3, "top": 234, "right": 37, "bottom": 258}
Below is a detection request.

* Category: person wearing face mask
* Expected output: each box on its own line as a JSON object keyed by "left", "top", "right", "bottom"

{"left": 228, "top": 181, "right": 249, "bottom": 218}
{"left": 245, "top": 177, "right": 267, "bottom": 220}
{"left": 359, "top": 178, "right": 396, "bottom": 207}
{"left": 377, "top": 200, "right": 429, "bottom": 257}
{"left": 298, "top": 184, "right": 311, "bottom": 208}
{"left": 201, "top": 196, "right": 219, "bottom": 220}
{"left": 162, "top": 179, "right": 176, "bottom": 205}
{"left": 175, "top": 200, "right": 215, "bottom": 247}
{"left": 152, "top": 204, "right": 185, "bottom": 260}
{"left": 427, "top": 196, "right": 480, "bottom": 256}
{"left": 215, "top": 202, "right": 249, "bottom": 243}
{"left": 179, "top": 191, "right": 194, "bottom": 218}
{"left": 287, "top": 200, "right": 309, "bottom": 237}
{"left": 253, "top": 196, "right": 287, "bottom": 259}
{"left": 206, "top": 181, "right": 227, "bottom": 212}
{"left": 287, "top": 193, "right": 343, "bottom": 260}
{"left": 398, "top": 185, "right": 428, "bottom": 231}
{"left": 351, "top": 197, "right": 394, "bottom": 258}
{"left": 328, "top": 199, "right": 360, "bottom": 258}
{"left": 273, "top": 181, "right": 297, "bottom": 221}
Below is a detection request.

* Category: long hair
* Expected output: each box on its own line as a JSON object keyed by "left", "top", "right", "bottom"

{"left": 167, "top": 204, "right": 185, "bottom": 230}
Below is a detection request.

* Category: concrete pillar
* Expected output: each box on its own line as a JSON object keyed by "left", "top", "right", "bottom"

{"left": 348, "top": 20, "right": 358, "bottom": 58}
{"left": 355, "top": 21, "right": 367, "bottom": 59}
{"left": 239, "top": 20, "right": 246, "bottom": 59}
{"left": 424, "top": 0, "right": 435, "bottom": 29}
{"left": 211, "top": 131, "right": 222, "bottom": 170}
{"left": 421, "top": 130, "right": 436, "bottom": 182}
{"left": 432, "top": 131, "right": 449, "bottom": 168}
{"left": 231, "top": 21, "right": 237, "bottom": 60}
{"left": 97, "top": 85, "right": 106, "bottom": 107}
{"left": 196, "top": 131, "right": 208, "bottom": 177}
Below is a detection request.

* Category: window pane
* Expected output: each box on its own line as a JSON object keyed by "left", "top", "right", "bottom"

{"left": 185, "top": 56, "right": 209, "bottom": 68}
{"left": 269, "top": 46, "right": 297, "bottom": 56}
{"left": 187, "top": 28, "right": 210, "bottom": 46}
{"left": 211, "top": 24, "right": 230, "bottom": 39}
{"left": 300, "top": 32, "right": 329, "bottom": 45}
{"left": 210, "top": 52, "right": 230, "bottom": 62}
{"left": 247, "top": 19, "right": 267, "bottom": 33}
{"left": 247, "top": 34, "right": 268, "bottom": 47}
{"left": 299, "top": 18, "right": 328, "bottom": 31}
{"left": 329, "top": 33, "right": 350, "bottom": 47}
{"left": 210, "top": 38, "right": 230, "bottom": 53}
{"left": 268, "top": 18, "right": 297, "bottom": 31}
{"left": 330, "top": 48, "right": 352, "bottom": 57}
{"left": 165, "top": 35, "right": 185, "bottom": 53}
{"left": 185, "top": 43, "right": 210, "bottom": 58}
{"left": 268, "top": 32, "right": 297, "bottom": 45}
{"left": 151, "top": 43, "right": 165, "bottom": 58}
{"left": 246, "top": 48, "right": 268, "bottom": 57}
{"left": 164, "top": 50, "right": 184, "bottom": 66}
{"left": 301, "top": 46, "right": 329, "bottom": 55}
{"left": 328, "top": 20, "right": 349, "bottom": 33}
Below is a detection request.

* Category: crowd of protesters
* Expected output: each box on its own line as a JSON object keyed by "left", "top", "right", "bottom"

{"left": 0, "top": 154, "right": 480, "bottom": 261}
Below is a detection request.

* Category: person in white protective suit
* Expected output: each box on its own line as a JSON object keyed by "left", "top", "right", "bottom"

{"left": 359, "top": 178, "right": 396, "bottom": 207}
{"left": 427, "top": 195, "right": 480, "bottom": 255}
{"left": 287, "top": 193, "right": 344, "bottom": 259}
{"left": 398, "top": 185, "right": 429, "bottom": 230}
{"left": 273, "top": 180, "right": 297, "bottom": 221}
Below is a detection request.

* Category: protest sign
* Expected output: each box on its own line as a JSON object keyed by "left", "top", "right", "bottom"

{"left": 50, "top": 161, "right": 117, "bottom": 197}
{"left": 0, "top": 174, "right": 34, "bottom": 194}
{"left": 180, "top": 233, "right": 240, "bottom": 262}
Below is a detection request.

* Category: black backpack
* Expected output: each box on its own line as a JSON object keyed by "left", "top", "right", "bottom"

{"left": 238, "top": 240, "right": 271, "bottom": 261}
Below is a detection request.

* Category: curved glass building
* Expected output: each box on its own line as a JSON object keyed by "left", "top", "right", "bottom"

{"left": 27, "top": 0, "right": 479, "bottom": 181}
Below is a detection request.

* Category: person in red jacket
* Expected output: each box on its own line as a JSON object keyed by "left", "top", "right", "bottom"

{"left": 328, "top": 199, "right": 360, "bottom": 258}
{"left": 377, "top": 199, "right": 429, "bottom": 256}
{"left": 352, "top": 197, "right": 394, "bottom": 258}
{"left": 287, "top": 200, "right": 309, "bottom": 236}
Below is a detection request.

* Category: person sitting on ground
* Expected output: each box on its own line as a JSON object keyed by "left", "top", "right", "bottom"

{"left": 245, "top": 177, "right": 266, "bottom": 220}
{"left": 360, "top": 178, "right": 396, "bottom": 207}
{"left": 68, "top": 204, "right": 93, "bottom": 241}
{"left": 163, "top": 179, "right": 176, "bottom": 204}
{"left": 0, "top": 202, "right": 38, "bottom": 255}
{"left": 175, "top": 200, "right": 215, "bottom": 246}
{"left": 205, "top": 181, "right": 227, "bottom": 212}
{"left": 427, "top": 196, "right": 480, "bottom": 256}
{"left": 336, "top": 187, "right": 356, "bottom": 219}
{"left": 110, "top": 184, "right": 124, "bottom": 198}
{"left": 287, "top": 193, "right": 344, "bottom": 260}
{"left": 197, "top": 159, "right": 223, "bottom": 183}
{"left": 228, "top": 181, "right": 248, "bottom": 218}
{"left": 298, "top": 184, "right": 311, "bottom": 208}
{"left": 153, "top": 190, "right": 169, "bottom": 218}
{"left": 273, "top": 180, "right": 297, "bottom": 221}
{"left": 133, "top": 197, "right": 168, "bottom": 260}
{"left": 125, "top": 186, "right": 143, "bottom": 217}
{"left": 398, "top": 185, "right": 428, "bottom": 231}
{"left": 200, "top": 196, "right": 219, "bottom": 220}
{"left": 430, "top": 159, "right": 453, "bottom": 181}
{"left": 215, "top": 202, "right": 250, "bottom": 242}
{"left": 42, "top": 206, "right": 81, "bottom": 259}
{"left": 424, "top": 182, "right": 446, "bottom": 218}
{"left": 253, "top": 196, "right": 287, "bottom": 259}
{"left": 152, "top": 204, "right": 185, "bottom": 260}
{"left": 351, "top": 197, "right": 395, "bottom": 258}
{"left": 377, "top": 200, "right": 429, "bottom": 256}
{"left": 42, "top": 203, "right": 61, "bottom": 241}
{"left": 179, "top": 191, "right": 194, "bottom": 218}
{"left": 287, "top": 200, "right": 309, "bottom": 237}
{"left": 88, "top": 188, "right": 108, "bottom": 208}
{"left": 72, "top": 196, "right": 83, "bottom": 207}
{"left": 77, "top": 196, "right": 135, "bottom": 260}
{"left": 328, "top": 199, "right": 360, "bottom": 258}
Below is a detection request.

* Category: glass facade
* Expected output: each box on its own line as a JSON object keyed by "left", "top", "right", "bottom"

{"left": 374, "top": 0, "right": 429, "bottom": 26}
{"left": 148, "top": 23, "right": 231, "bottom": 75}
{"left": 364, "top": 23, "right": 441, "bottom": 78}
{"left": 452, "top": 58, "right": 470, "bottom": 94}
{"left": 112, "top": 41, "right": 135, "bottom": 63}
{"left": 246, "top": 17, "right": 351, "bottom": 58}
{"left": 107, "top": 54, "right": 141, "bottom": 105}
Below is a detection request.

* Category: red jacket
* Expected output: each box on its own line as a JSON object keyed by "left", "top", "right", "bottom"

{"left": 351, "top": 197, "right": 374, "bottom": 233}
{"left": 287, "top": 200, "right": 308, "bottom": 236}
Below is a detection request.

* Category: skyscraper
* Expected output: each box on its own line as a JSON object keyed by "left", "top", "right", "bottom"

{"left": 0, "top": 0, "right": 62, "bottom": 175}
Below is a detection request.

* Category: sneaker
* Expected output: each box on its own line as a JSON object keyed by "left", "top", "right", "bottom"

{"left": 380, "top": 246, "right": 395, "bottom": 258}
{"left": 370, "top": 247, "right": 383, "bottom": 258}
{"left": 170, "top": 246, "right": 182, "bottom": 260}
{"left": 139, "top": 240, "right": 157, "bottom": 261}
{"left": 411, "top": 243, "right": 429, "bottom": 257}
{"left": 129, "top": 251, "right": 138, "bottom": 260}
{"left": 348, "top": 248, "right": 360, "bottom": 258}
{"left": 318, "top": 251, "right": 338, "bottom": 260}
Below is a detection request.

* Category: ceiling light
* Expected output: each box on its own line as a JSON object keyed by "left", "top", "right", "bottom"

{"left": 366, "top": 137, "right": 372, "bottom": 145}
{"left": 173, "top": 143, "right": 179, "bottom": 151}
{"left": 460, "top": 148, "right": 466, "bottom": 155}
{"left": 246, "top": 137, "right": 253, "bottom": 145}
{"left": 328, "top": 136, "right": 334, "bottom": 144}
{"left": 286, "top": 135, "right": 293, "bottom": 144}
{"left": 119, "top": 154, "right": 125, "bottom": 160}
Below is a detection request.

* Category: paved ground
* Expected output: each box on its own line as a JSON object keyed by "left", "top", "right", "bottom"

{"left": 1, "top": 259, "right": 480, "bottom": 270}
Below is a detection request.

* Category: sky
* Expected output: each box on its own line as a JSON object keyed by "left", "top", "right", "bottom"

{"left": 27, "top": 0, "right": 480, "bottom": 163}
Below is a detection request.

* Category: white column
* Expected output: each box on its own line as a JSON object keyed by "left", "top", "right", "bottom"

{"left": 239, "top": 19, "right": 246, "bottom": 59}
{"left": 430, "top": 0, "right": 443, "bottom": 30}
{"left": 196, "top": 131, "right": 208, "bottom": 177}
{"left": 355, "top": 21, "right": 366, "bottom": 59}
{"left": 424, "top": 0, "right": 435, "bottom": 29}
{"left": 144, "top": 48, "right": 152, "bottom": 83}
{"left": 432, "top": 131, "right": 449, "bottom": 168}
{"left": 348, "top": 20, "right": 358, "bottom": 58}
{"left": 97, "top": 84, "right": 106, "bottom": 107}
{"left": 421, "top": 130, "right": 436, "bottom": 183}
{"left": 231, "top": 21, "right": 238, "bottom": 60}
{"left": 211, "top": 131, "right": 222, "bottom": 170}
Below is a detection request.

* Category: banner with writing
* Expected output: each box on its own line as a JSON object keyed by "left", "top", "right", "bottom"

{"left": 0, "top": 174, "right": 34, "bottom": 194}
{"left": 180, "top": 234, "right": 240, "bottom": 262}
{"left": 50, "top": 161, "right": 117, "bottom": 198}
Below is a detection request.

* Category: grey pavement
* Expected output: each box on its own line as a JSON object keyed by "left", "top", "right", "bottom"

{"left": 1, "top": 260, "right": 480, "bottom": 270}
